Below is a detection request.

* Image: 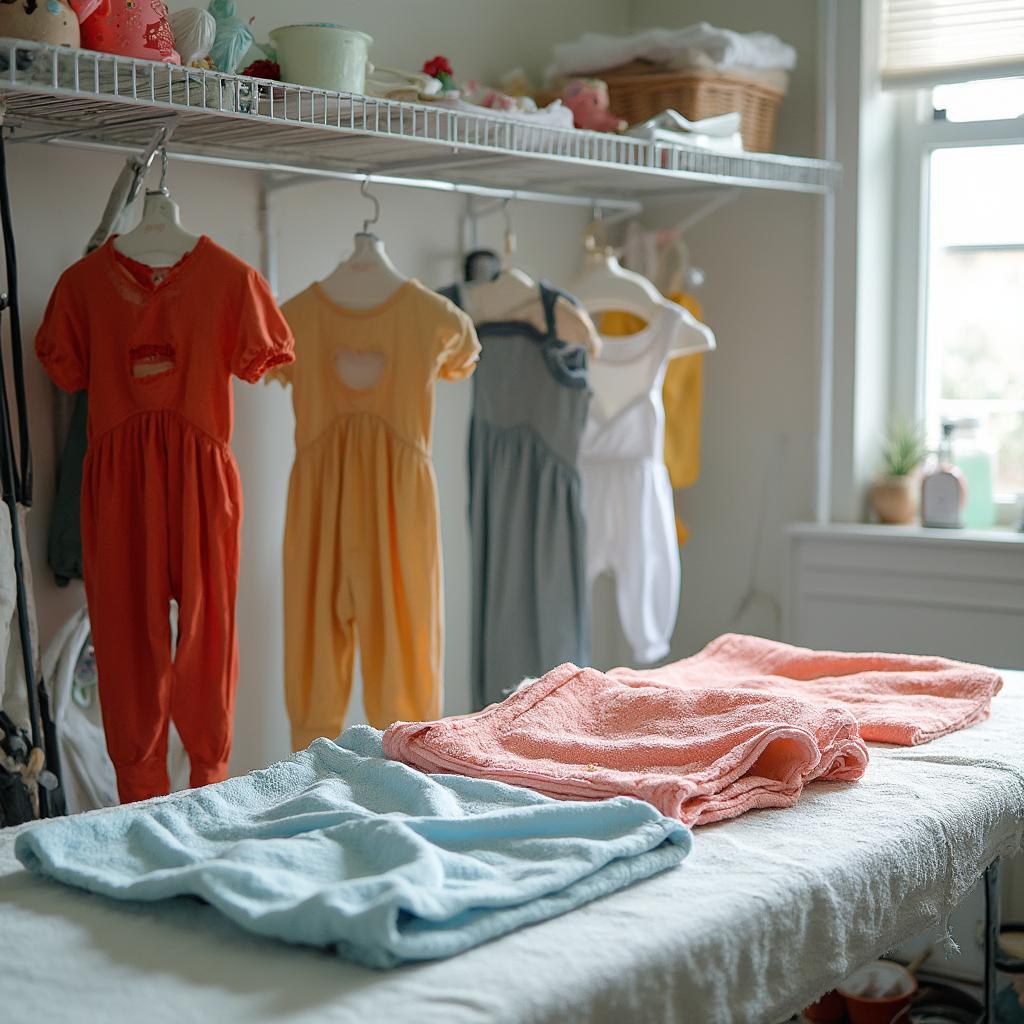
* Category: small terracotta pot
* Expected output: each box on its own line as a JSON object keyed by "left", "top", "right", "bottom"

{"left": 839, "top": 961, "right": 918, "bottom": 1024}
{"left": 870, "top": 475, "right": 918, "bottom": 525}
{"left": 803, "top": 989, "right": 846, "bottom": 1022}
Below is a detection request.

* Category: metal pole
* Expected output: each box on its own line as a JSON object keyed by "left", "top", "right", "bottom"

{"left": 984, "top": 858, "right": 1001, "bottom": 1024}
{"left": 258, "top": 171, "right": 278, "bottom": 297}
{"left": 816, "top": 0, "right": 838, "bottom": 525}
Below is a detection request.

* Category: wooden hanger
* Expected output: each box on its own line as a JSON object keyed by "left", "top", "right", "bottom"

{"left": 464, "top": 200, "right": 600, "bottom": 355}
{"left": 319, "top": 178, "right": 409, "bottom": 310}
{"left": 463, "top": 200, "right": 537, "bottom": 318}
{"left": 113, "top": 147, "right": 200, "bottom": 267}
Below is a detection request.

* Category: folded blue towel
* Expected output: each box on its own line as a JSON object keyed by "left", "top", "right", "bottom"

{"left": 15, "top": 726, "right": 690, "bottom": 968}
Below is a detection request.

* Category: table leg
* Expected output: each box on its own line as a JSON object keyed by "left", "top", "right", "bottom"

{"left": 984, "top": 858, "right": 1001, "bottom": 1024}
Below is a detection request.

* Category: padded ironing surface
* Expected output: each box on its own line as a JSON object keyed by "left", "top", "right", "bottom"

{"left": 2, "top": 672, "right": 1022, "bottom": 1024}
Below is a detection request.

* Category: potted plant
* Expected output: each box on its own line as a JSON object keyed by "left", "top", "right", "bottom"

{"left": 870, "top": 417, "right": 929, "bottom": 524}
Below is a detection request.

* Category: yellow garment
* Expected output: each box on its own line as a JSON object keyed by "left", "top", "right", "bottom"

{"left": 599, "top": 292, "right": 705, "bottom": 547}
{"left": 275, "top": 281, "right": 480, "bottom": 748}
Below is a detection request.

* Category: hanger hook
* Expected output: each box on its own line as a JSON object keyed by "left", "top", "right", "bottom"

{"left": 502, "top": 197, "right": 517, "bottom": 263}
{"left": 360, "top": 176, "right": 381, "bottom": 234}
{"left": 138, "top": 122, "right": 171, "bottom": 195}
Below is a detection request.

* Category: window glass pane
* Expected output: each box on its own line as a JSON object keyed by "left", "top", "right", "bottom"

{"left": 932, "top": 77, "right": 1024, "bottom": 121}
{"left": 926, "top": 146, "right": 1024, "bottom": 499}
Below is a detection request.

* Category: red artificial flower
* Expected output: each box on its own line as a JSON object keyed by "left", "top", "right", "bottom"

{"left": 423, "top": 55, "right": 453, "bottom": 79}
{"left": 241, "top": 59, "right": 282, "bottom": 81}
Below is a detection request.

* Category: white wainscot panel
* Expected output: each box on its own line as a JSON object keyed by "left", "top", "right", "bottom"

{"left": 786, "top": 524, "right": 1024, "bottom": 669}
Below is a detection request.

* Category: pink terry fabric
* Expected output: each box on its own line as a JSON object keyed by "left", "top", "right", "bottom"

{"left": 611, "top": 634, "right": 1004, "bottom": 746}
{"left": 383, "top": 663, "right": 869, "bottom": 827}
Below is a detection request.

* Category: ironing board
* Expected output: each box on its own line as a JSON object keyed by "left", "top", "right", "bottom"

{"left": 2, "top": 672, "right": 1022, "bottom": 1024}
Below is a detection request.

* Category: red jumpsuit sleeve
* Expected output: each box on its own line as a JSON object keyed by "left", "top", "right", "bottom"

{"left": 36, "top": 273, "right": 89, "bottom": 393}
{"left": 232, "top": 270, "right": 296, "bottom": 383}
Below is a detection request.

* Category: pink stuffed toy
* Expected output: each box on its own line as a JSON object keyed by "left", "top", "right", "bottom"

{"left": 561, "top": 78, "right": 626, "bottom": 132}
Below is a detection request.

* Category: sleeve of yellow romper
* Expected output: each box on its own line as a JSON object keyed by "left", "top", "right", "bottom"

{"left": 437, "top": 306, "right": 481, "bottom": 382}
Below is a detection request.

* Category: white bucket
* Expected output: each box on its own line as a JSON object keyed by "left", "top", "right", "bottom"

{"left": 269, "top": 24, "right": 373, "bottom": 94}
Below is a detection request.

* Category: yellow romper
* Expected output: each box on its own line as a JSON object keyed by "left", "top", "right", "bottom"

{"left": 275, "top": 281, "right": 479, "bottom": 748}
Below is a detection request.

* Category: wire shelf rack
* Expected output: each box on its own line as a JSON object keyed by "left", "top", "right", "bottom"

{"left": 0, "top": 39, "right": 839, "bottom": 205}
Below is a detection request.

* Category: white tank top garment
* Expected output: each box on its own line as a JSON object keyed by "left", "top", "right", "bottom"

{"left": 580, "top": 302, "right": 693, "bottom": 664}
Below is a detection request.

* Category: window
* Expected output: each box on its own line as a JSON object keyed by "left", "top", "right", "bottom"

{"left": 932, "top": 78, "right": 1024, "bottom": 122}
{"left": 925, "top": 144, "right": 1024, "bottom": 498}
{"left": 894, "top": 77, "right": 1024, "bottom": 510}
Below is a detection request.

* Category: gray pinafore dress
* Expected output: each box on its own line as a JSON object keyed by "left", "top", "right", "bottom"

{"left": 441, "top": 283, "right": 591, "bottom": 709}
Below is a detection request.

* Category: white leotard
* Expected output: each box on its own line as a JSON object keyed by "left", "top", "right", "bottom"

{"left": 580, "top": 304, "right": 687, "bottom": 664}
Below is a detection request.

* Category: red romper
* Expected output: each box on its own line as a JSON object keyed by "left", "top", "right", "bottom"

{"left": 36, "top": 236, "right": 294, "bottom": 803}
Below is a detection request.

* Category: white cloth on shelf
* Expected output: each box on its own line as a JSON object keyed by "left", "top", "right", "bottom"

{"left": 435, "top": 95, "right": 574, "bottom": 129}
{"left": 625, "top": 110, "right": 744, "bottom": 152}
{"left": 547, "top": 23, "right": 797, "bottom": 80}
{"left": 365, "top": 67, "right": 443, "bottom": 101}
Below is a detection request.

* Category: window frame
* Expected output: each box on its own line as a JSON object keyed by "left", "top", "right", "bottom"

{"left": 892, "top": 87, "right": 1024, "bottom": 514}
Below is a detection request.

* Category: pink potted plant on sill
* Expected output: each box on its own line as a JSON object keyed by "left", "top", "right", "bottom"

{"left": 870, "top": 417, "right": 929, "bottom": 525}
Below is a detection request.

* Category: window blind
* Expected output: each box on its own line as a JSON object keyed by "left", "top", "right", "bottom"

{"left": 882, "top": 0, "right": 1024, "bottom": 89}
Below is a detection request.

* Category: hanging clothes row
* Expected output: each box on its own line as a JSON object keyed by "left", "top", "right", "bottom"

{"left": 33, "top": 158, "right": 716, "bottom": 804}
{"left": 443, "top": 203, "right": 715, "bottom": 705}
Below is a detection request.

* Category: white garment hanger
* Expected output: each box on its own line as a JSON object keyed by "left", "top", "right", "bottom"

{"left": 319, "top": 178, "right": 409, "bottom": 310}
{"left": 113, "top": 147, "right": 201, "bottom": 267}
{"left": 573, "top": 218, "right": 715, "bottom": 357}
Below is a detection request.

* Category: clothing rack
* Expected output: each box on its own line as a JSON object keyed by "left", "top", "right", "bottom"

{"left": 0, "top": 37, "right": 842, "bottom": 522}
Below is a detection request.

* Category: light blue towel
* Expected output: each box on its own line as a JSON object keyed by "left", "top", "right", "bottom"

{"left": 15, "top": 726, "right": 690, "bottom": 968}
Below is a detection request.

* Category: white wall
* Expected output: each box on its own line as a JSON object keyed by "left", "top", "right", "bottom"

{"left": 9, "top": 0, "right": 627, "bottom": 775}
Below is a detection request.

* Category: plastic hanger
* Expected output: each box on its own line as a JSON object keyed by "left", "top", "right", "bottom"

{"left": 113, "top": 146, "right": 201, "bottom": 267}
{"left": 319, "top": 178, "right": 408, "bottom": 310}
{"left": 573, "top": 216, "right": 715, "bottom": 357}
{"left": 464, "top": 200, "right": 599, "bottom": 355}
{"left": 656, "top": 231, "right": 705, "bottom": 297}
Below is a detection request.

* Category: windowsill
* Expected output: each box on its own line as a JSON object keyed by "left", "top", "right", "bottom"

{"left": 788, "top": 521, "right": 1024, "bottom": 549}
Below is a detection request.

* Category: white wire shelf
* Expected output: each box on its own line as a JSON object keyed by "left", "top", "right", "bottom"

{"left": 0, "top": 39, "right": 839, "bottom": 205}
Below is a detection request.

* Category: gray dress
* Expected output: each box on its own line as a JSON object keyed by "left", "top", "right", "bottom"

{"left": 442, "top": 283, "right": 591, "bottom": 709}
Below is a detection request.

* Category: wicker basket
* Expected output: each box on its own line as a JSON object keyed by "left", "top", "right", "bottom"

{"left": 597, "top": 63, "right": 785, "bottom": 152}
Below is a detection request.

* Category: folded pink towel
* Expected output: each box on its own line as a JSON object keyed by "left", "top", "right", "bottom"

{"left": 611, "top": 634, "right": 1004, "bottom": 746}
{"left": 383, "top": 662, "right": 869, "bottom": 827}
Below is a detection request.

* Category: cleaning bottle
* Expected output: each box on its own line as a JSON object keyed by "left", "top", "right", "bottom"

{"left": 921, "top": 421, "right": 966, "bottom": 529}
{"left": 953, "top": 417, "right": 996, "bottom": 528}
